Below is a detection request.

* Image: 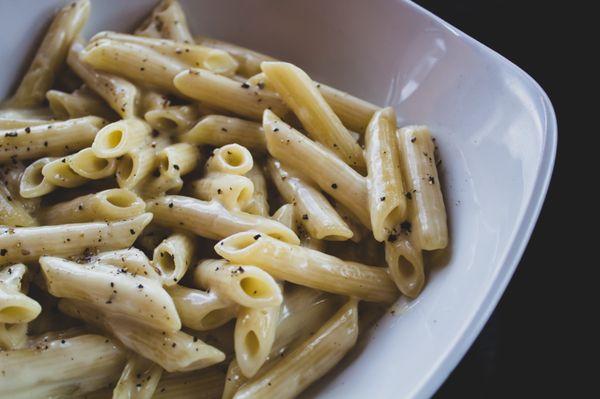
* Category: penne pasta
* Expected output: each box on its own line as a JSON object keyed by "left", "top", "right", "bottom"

{"left": 116, "top": 143, "right": 158, "bottom": 189}
{"left": 112, "top": 354, "right": 163, "bottom": 399}
{"left": 0, "top": 334, "right": 126, "bottom": 399}
{"left": 0, "top": 322, "right": 28, "bottom": 350}
{"left": 18, "top": 157, "right": 57, "bottom": 198}
{"left": 46, "top": 87, "right": 114, "bottom": 120}
{"left": 152, "top": 233, "right": 195, "bottom": 286}
{"left": 181, "top": 115, "right": 266, "bottom": 152}
{"left": 0, "top": 116, "right": 106, "bottom": 163}
{"left": 0, "top": 213, "right": 153, "bottom": 266}
{"left": 267, "top": 158, "right": 352, "bottom": 240}
{"left": 41, "top": 157, "right": 88, "bottom": 188}
{"left": 397, "top": 126, "right": 448, "bottom": 250}
{"left": 148, "top": 195, "right": 300, "bottom": 244}
{"left": 271, "top": 203, "right": 295, "bottom": 231}
{"left": 0, "top": 263, "right": 41, "bottom": 324}
{"left": 42, "top": 189, "right": 145, "bottom": 225}
{"left": 173, "top": 69, "right": 288, "bottom": 121}
{"left": 166, "top": 284, "right": 236, "bottom": 331}
{"left": 40, "top": 256, "right": 180, "bottom": 331}
{"left": 365, "top": 107, "right": 407, "bottom": 241}
{"left": 6, "top": 0, "right": 90, "bottom": 107}
{"left": 145, "top": 105, "right": 199, "bottom": 134}
{"left": 91, "top": 248, "right": 160, "bottom": 281}
{"left": 152, "top": 367, "right": 227, "bottom": 399}
{"left": 67, "top": 40, "right": 140, "bottom": 119}
{"left": 141, "top": 142, "right": 199, "bottom": 198}
{"left": 0, "top": 182, "right": 37, "bottom": 227}
{"left": 194, "top": 259, "right": 283, "bottom": 309}
{"left": 58, "top": 299, "right": 225, "bottom": 372}
{"left": 261, "top": 62, "right": 366, "bottom": 172}
{"left": 190, "top": 172, "right": 255, "bottom": 212}
{"left": 385, "top": 233, "right": 425, "bottom": 298}
{"left": 206, "top": 143, "right": 254, "bottom": 175}
{"left": 135, "top": 0, "right": 194, "bottom": 43}
{"left": 263, "top": 109, "right": 370, "bottom": 228}
{"left": 233, "top": 299, "right": 358, "bottom": 399}
{"left": 243, "top": 163, "right": 269, "bottom": 217}
{"left": 67, "top": 147, "right": 117, "bottom": 179}
{"left": 92, "top": 119, "right": 151, "bottom": 159}
{"left": 215, "top": 231, "right": 398, "bottom": 303}
{"left": 0, "top": 118, "right": 51, "bottom": 130}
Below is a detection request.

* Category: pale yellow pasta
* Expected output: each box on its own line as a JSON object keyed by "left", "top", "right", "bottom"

{"left": 92, "top": 119, "right": 151, "bottom": 158}
{"left": 0, "top": 334, "right": 126, "bottom": 399}
{"left": 42, "top": 188, "right": 145, "bottom": 225}
{"left": 0, "top": 264, "right": 41, "bottom": 324}
{"left": 233, "top": 299, "right": 358, "bottom": 399}
{"left": 0, "top": 162, "right": 40, "bottom": 214}
{"left": 40, "top": 256, "right": 180, "bottom": 331}
{"left": 0, "top": 182, "right": 37, "bottom": 227}
{"left": 385, "top": 233, "right": 425, "bottom": 298}
{"left": 67, "top": 40, "right": 139, "bottom": 119}
{"left": 191, "top": 172, "right": 254, "bottom": 212}
{"left": 333, "top": 201, "right": 367, "bottom": 243}
{"left": 67, "top": 147, "right": 117, "bottom": 179}
{"left": 145, "top": 105, "right": 199, "bottom": 134}
{"left": 152, "top": 367, "right": 226, "bottom": 399}
{"left": 195, "top": 36, "right": 277, "bottom": 77}
{"left": 41, "top": 157, "right": 88, "bottom": 188}
{"left": 81, "top": 39, "right": 187, "bottom": 92}
{"left": 206, "top": 144, "right": 253, "bottom": 175}
{"left": 135, "top": 0, "right": 194, "bottom": 43}
{"left": 18, "top": 157, "right": 57, "bottom": 198}
{"left": 116, "top": 143, "right": 158, "bottom": 189}
{"left": 234, "top": 303, "right": 281, "bottom": 378}
{"left": 267, "top": 158, "right": 353, "bottom": 240}
{"left": 6, "top": 0, "right": 90, "bottom": 107}
{"left": 181, "top": 115, "right": 266, "bottom": 152}
{"left": 112, "top": 354, "right": 162, "bottom": 399}
{"left": 0, "top": 322, "right": 28, "bottom": 350}
{"left": 148, "top": 195, "right": 300, "bottom": 244}
{"left": 262, "top": 62, "right": 366, "bottom": 172}
{"left": 141, "top": 89, "right": 170, "bottom": 112}
{"left": 271, "top": 203, "right": 295, "bottom": 231}
{"left": 141, "top": 142, "right": 199, "bottom": 197}
{"left": 0, "top": 116, "right": 105, "bottom": 163}
{"left": 0, "top": 213, "right": 153, "bottom": 266}
{"left": 152, "top": 233, "right": 195, "bottom": 286}
{"left": 365, "top": 107, "right": 407, "bottom": 241}
{"left": 215, "top": 231, "right": 398, "bottom": 303}
{"left": 397, "top": 125, "right": 448, "bottom": 250}
{"left": 194, "top": 259, "right": 283, "bottom": 309}
{"left": 173, "top": 69, "right": 288, "bottom": 121}
{"left": 92, "top": 32, "right": 238, "bottom": 77}
{"left": 263, "top": 109, "right": 370, "bottom": 228}
{"left": 46, "top": 87, "right": 114, "bottom": 120}
{"left": 166, "top": 285, "right": 236, "bottom": 331}
{"left": 59, "top": 299, "right": 225, "bottom": 372}
{"left": 0, "top": 118, "right": 50, "bottom": 130}
{"left": 91, "top": 248, "right": 159, "bottom": 281}
{"left": 243, "top": 163, "right": 269, "bottom": 217}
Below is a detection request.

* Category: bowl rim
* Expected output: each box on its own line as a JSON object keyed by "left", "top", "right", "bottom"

{"left": 402, "top": 1, "right": 557, "bottom": 397}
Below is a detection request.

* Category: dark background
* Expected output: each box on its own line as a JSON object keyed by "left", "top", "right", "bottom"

{"left": 411, "top": 1, "right": 582, "bottom": 397}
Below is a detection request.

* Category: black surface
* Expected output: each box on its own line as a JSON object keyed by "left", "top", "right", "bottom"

{"left": 411, "top": 1, "right": 581, "bottom": 397}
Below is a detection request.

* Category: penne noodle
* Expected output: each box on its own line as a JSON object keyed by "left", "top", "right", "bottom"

{"left": 190, "top": 172, "right": 255, "bottom": 212}
{"left": 365, "top": 107, "right": 407, "bottom": 241}
{"left": 0, "top": 162, "right": 41, "bottom": 214}
{"left": 0, "top": 213, "right": 153, "bottom": 266}
{"left": 116, "top": 143, "right": 158, "bottom": 189}
{"left": 271, "top": 203, "right": 295, "bottom": 231}
{"left": 81, "top": 39, "right": 187, "bottom": 93}
{"left": 397, "top": 126, "right": 448, "bottom": 250}
{"left": 261, "top": 62, "right": 366, "bottom": 172}
{"left": 215, "top": 231, "right": 398, "bottom": 303}
{"left": 0, "top": 116, "right": 106, "bottom": 163}
{"left": 46, "top": 87, "right": 114, "bottom": 120}
{"left": 92, "top": 118, "right": 151, "bottom": 158}
{"left": 18, "top": 157, "right": 57, "bottom": 198}
{"left": 0, "top": 182, "right": 37, "bottom": 227}
{"left": 243, "top": 163, "right": 269, "bottom": 217}
{"left": 148, "top": 195, "right": 300, "bottom": 244}
{"left": 135, "top": 0, "right": 194, "bottom": 43}
{"left": 234, "top": 303, "right": 281, "bottom": 378}
{"left": 7, "top": 0, "right": 90, "bottom": 107}
{"left": 91, "top": 248, "right": 160, "bottom": 280}
{"left": 141, "top": 142, "right": 199, "bottom": 198}
{"left": 92, "top": 32, "right": 238, "bottom": 77}
{"left": 152, "top": 233, "right": 195, "bottom": 286}
{"left": 194, "top": 259, "right": 283, "bottom": 309}
{"left": 173, "top": 69, "right": 288, "bottom": 121}
{"left": 195, "top": 36, "right": 277, "bottom": 78}
{"left": 135, "top": 224, "right": 170, "bottom": 254}
{"left": 0, "top": 118, "right": 51, "bottom": 130}
{"left": 40, "top": 256, "right": 181, "bottom": 331}
{"left": 206, "top": 143, "right": 254, "bottom": 175}
{"left": 141, "top": 89, "right": 170, "bottom": 113}
{"left": 145, "top": 105, "right": 199, "bottom": 134}
{"left": 112, "top": 354, "right": 163, "bottom": 399}
{"left": 67, "top": 40, "right": 139, "bottom": 119}
{"left": 263, "top": 109, "right": 370, "bottom": 228}
{"left": 0, "top": 263, "right": 41, "bottom": 324}
{"left": 67, "top": 147, "right": 117, "bottom": 179}
{"left": 0, "top": 322, "right": 28, "bottom": 350}
{"left": 267, "top": 158, "right": 352, "bottom": 240}
{"left": 166, "top": 285, "right": 236, "bottom": 331}
{"left": 59, "top": 299, "right": 225, "bottom": 372}
{"left": 152, "top": 367, "right": 227, "bottom": 399}
{"left": 42, "top": 188, "right": 145, "bottom": 225}
{"left": 233, "top": 299, "right": 358, "bottom": 399}
{"left": 181, "top": 115, "right": 266, "bottom": 152}
{"left": 41, "top": 157, "right": 88, "bottom": 188}
{"left": 385, "top": 233, "right": 425, "bottom": 298}
{"left": 0, "top": 334, "right": 126, "bottom": 399}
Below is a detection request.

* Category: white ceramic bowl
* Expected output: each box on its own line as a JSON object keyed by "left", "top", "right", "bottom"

{"left": 0, "top": 1, "right": 556, "bottom": 397}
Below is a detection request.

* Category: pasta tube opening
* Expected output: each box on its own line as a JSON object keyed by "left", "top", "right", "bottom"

{"left": 92, "top": 119, "right": 151, "bottom": 158}
{"left": 68, "top": 148, "right": 116, "bottom": 179}
{"left": 19, "top": 158, "right": 56, "bottom": 198}
{"left": 206, "top": 144, "right": 253, "bottom": 175}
